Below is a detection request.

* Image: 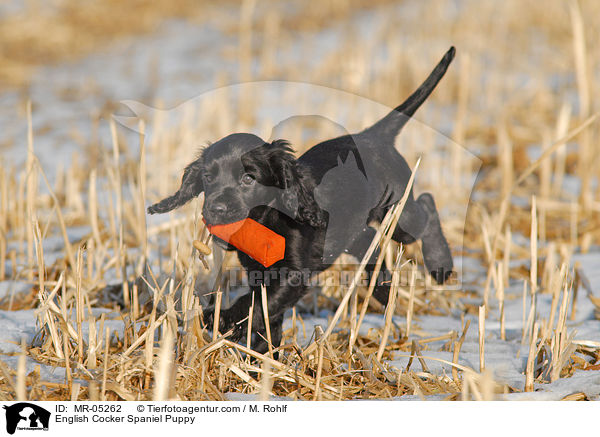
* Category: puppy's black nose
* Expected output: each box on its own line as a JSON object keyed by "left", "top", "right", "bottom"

{"left": 208, "top": 202, "right": 228, "bottom": 215}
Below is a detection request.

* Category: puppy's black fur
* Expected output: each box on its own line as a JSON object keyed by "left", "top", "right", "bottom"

{"left": 149, "top": 47, "right": 456, "bottom": 352}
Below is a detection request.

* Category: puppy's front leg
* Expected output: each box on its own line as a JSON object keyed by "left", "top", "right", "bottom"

{"left": 202, "top": 292, "right": 254, "bottom": 342}
{"left": 203, "top": 269, "right": 309, "bottom": 350}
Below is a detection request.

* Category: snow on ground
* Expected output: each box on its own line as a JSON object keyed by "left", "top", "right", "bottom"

{"left": 3, "top": 237, "right": 598, "bottom": 399}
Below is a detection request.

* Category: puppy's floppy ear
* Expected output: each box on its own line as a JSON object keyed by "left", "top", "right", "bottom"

{"left": 269, "top": 140, "right": 326, "bottom": 228}
{"left": 147, "top": 158, "right": 204, "bottom": 214}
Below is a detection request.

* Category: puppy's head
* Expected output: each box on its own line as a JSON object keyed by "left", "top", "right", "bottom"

{"left": 148, "top": 133, "right": 325, "bottom": 230}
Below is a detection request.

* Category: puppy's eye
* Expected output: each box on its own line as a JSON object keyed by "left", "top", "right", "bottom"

{"left": 204, "top": 174, "right": 214, "bottom": 183}
{"left": 241, "top": 173, "right": 255, "bottom": 186}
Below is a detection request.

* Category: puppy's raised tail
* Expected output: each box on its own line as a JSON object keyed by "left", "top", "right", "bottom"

{"left": 364, "top": 46, "right": 455, "bottom": 140}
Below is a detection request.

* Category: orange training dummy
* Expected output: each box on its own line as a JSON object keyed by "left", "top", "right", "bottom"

{"left": 203, "top": 218, "right": 286, "bottom": 267}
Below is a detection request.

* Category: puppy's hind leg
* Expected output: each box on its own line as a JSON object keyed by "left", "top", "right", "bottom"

{"left": 347, "top": 226, "right": 393, "bottom": 306}
{"left": 417, "top": 193, "right": 453, "bottom": 283}
{"left": 395, "top": 194, "right": 453, "bottom": 283}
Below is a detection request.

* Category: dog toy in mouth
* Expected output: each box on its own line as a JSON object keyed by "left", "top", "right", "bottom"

{"left": 203, "top": 218, "right": 285, "bottom": 267}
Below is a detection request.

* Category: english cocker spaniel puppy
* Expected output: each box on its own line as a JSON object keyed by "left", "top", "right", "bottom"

{"left": 148, "top": 47, "right": 456, "bottom": 353}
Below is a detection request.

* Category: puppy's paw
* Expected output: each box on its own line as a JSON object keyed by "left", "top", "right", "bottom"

{"left": 201, "top": 307, "right": 227, "bottom": 333}
{"left": 421, "top": 235, "right": 454, "bottom": 284}
{"left": 430, "top": 267, "right": 455, "bottom": 284}
{"left": 202, "top": 308, "right": 246, "bottom": 342}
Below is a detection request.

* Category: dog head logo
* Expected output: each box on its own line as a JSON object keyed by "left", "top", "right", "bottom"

{"left": 3, "top": 403, "right": 50, "bottom": 434}
{"left": 314, "top": 150, "right": 373, "bottom": 263}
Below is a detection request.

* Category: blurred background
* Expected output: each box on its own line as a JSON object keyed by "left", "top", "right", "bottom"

{"left": 2, "top": 0, "right": 598, "bottom": 252}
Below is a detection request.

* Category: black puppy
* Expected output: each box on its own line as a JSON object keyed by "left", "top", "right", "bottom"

{"left": 148, "top": 47, "right": 456, "bottom": 352}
